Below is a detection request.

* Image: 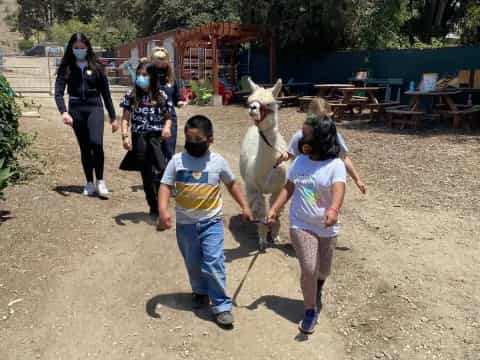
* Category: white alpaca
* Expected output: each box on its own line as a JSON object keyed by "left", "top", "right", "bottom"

{"left": 239, "top": 78, "right": 288, "bottom": 250}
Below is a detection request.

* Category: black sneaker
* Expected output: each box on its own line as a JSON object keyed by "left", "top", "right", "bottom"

{"left": 299, "top": 309, "right": 319, "bottom": 334}
{"left": 192, "top": 293, "right": 210, "bottom": 309}
{"left": 215, "top": 311, "right": 234, "bottom": 327}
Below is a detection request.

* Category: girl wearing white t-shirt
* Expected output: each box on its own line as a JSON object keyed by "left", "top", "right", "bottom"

{"left": 267, "top": 114, "right": 346, "bottom": 334}
{"left": 276, "top": 98, "right": 366, "bottom": 194}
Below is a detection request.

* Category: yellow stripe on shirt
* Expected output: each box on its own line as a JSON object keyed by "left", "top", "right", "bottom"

{"left": 175, "top": 182, "right": 222, "bottom": 211}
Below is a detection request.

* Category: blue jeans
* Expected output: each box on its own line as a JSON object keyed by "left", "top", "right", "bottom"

{"left": 176, "top": 217, "right": 232, "bottom": 314}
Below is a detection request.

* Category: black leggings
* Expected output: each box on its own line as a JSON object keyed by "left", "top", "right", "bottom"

{"left": 132, "top": 133, "right": 166, "bottom": 213}
{"left": 69, "top": 103, "right": 105, "bottom": 183}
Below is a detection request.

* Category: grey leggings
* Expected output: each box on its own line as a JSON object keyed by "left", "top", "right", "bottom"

{"left": 69, "top": 103, "right": 105, "bottom": 183}
{"left": 290, "top": 229, "right": 337, "bottom": 310}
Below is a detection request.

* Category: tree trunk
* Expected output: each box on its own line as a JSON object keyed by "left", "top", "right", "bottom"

{"left": 434, "top": 0, "right": 449, "bottom": 27}
{"left": 423, "top": 0, "right": 438, "bottom": 42}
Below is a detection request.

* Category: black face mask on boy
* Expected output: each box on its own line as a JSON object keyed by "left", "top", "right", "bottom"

{"left": 185, "top": 141, "right": 209, "bottom": 157}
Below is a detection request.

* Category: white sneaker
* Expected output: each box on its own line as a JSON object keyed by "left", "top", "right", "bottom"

{"left": 82, "top": 182, "right": 95, "bottom": 196}
{"left": 96, "top": 180, "right": 109, "bottom": 197}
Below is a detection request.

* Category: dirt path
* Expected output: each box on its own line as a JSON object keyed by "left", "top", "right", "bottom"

{"left": 1, "top": 58, "right": 479, "bottom": 359}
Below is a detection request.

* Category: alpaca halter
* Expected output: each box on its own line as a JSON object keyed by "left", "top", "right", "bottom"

{"left": 259, "top": 106, "right": 273, "bottom": 123}
{"left": 250, "top": 104, "right": 273, "bottom": 124}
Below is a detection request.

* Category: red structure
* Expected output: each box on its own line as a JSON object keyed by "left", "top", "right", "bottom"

{"left": 116, "top": 23, "right": 275, "bottom": 95}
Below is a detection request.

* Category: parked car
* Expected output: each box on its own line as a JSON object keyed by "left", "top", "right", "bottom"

{"left": 25, "top": 43, "right": 63, "bottom": 57}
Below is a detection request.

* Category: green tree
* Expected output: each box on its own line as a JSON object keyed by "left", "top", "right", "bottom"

{"left": 92, "top": 16, "right": 138, "bottom": 50}
{"left": 138, "top": 0, "right": 240, "bottom": 36}
{"left": 47, "top": 17, "right": 138, "bottom": 50}
{"left": 12, "top": 0, "right": 50, "bottom": 38}
{"left": 405, "top": 0, "right": 472, "bottom": 43}
{"left": 461, "top": 2, "right": 480, "bottom": 44}
{"left": 348, "top": 0, "right": 412, "bottom": 49}
{"left": 48, "top": 19, "right": 97, "bottom": 45}
{"left": 239, "top": 0, "right": 351, "bottom": 50}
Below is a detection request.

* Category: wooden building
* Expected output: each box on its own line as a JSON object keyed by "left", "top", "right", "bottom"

{"left": 115, "top": 23, "right": 275, "bottom": 95}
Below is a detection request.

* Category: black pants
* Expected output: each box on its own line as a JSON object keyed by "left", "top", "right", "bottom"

{"left": 162, "top": 111, "right": 177, "bottom": 161}
{"left": 69, "top": 102, "right": 105, "bottom": 183}
{"left": 132, "top": 133, "right": 166, "bottom": 213}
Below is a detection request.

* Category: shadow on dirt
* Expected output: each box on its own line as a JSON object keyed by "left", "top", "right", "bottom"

{"left": 0, "top": 210, "right": 13, "bottom": 226}
{"left": 113, "top": 211, "right": 154, "bottom": 226}
{"left": 146, "top": 292, "right": 230, "bottom": 328}
{"left": 243, "top": 295, "right": 304, "bottom": 324}
{"left": 226, "top": 215, "right": 296, "bottom": 262}
{"left": 52, "top": 185, "right": 84, "bottom": 196}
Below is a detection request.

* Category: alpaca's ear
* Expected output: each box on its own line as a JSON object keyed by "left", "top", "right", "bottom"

{"left": 270, "top": 79, "right": 283, "bottom": 98}
{"left": 247, "top": 77, "right": 259, "bottom": 91}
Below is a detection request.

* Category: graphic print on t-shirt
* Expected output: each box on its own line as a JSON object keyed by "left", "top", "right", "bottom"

{"left": 295, "top": 174, "right": 330, "bottom": 208}
{"left": 120, "top": 91, "right": 169, "bottom": 133}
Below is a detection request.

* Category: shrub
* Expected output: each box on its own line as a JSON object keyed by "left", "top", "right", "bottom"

{"left": 190, "top": 80, "right": 213, "bottom": 105}
{"left": 18, "top": 39, "right": 34, "bottom": 52}
{"left": 0, "top": 75, "right": 33, "bottom": 198}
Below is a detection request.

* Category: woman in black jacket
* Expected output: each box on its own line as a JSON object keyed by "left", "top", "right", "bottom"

{"left": 55, "top": 33, "right": 118, "bottom": 198}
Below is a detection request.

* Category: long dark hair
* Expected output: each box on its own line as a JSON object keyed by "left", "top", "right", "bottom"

{"left": 58, "top": 33, "right": 98, "bottom": 77}
{"left": 131, "top": 61, "right": 150, "bottom": 109}
{"left": 309, "top": 116, "right": 340, "bottom": 160}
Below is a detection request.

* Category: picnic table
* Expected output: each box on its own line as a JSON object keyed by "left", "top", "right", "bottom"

{"left": 284, "top": 82, "right": 314, "bottom": 96}
{"left": 339, "top": 86, "right": 382, "bottom": 104}
{"left": 348, "top": 77, "right": 404, "bottom": 102}
{"left": 314, "top": 84, "right": 354, "bottom": 99}
{"left": 405, "top": 90, "right": 466, "bottom": 128}
{"left": 327, "top": 86, "right": 383, "bottom": 120}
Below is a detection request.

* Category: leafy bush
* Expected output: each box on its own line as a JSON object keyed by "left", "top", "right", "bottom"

{"left": 0, "top": 75, "right": 33, "bottom": 198}
{"left": 18, "top": 39, "right": 34, "bottom": 52}
{"left": 48, "top": 19, "right": 97, "bottom": 47}
{"left": 190, "top": 80, "right": 213, "bottom": 105}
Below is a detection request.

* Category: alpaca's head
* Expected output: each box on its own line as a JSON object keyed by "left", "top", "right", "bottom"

{"left": 247, "top": 78, "right": 282, "bottom": 130}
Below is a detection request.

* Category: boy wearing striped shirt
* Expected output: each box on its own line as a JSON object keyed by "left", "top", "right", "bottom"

{"left": 158, "top": 115, "right": 253, "bottom": 328}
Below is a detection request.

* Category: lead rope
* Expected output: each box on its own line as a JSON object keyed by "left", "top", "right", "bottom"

{"left": 258, "top": 129, "right": 287, "bottom": 190}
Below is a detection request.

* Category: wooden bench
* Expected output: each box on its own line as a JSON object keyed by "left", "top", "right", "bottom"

{"left": 448, "top": 106, "right": 480, "bottom": 129}
{"left": 298, "top": 96, "right": 316, "bottom": 112}
{"left": 329, "top": 103, "right": 350, "bottom": 122}
{"left": 367, "top": 101, "right": 401, "bottom": 121}
{"left": 278, "top": 95, "right": 299, "bottom": 108}
{"left": 386, "top": 109, "right": 426, "bottom": 129}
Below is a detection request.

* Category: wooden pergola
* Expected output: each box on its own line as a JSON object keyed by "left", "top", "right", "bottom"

{"left": 174, "top": 23, "right": 276, "bottom": 95}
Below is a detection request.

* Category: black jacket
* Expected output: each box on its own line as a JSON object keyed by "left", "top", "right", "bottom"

{"left": 55, "top": 63, "right": 116, "bottom": 119}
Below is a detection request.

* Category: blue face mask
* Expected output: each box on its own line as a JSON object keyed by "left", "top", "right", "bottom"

{"left": 135, "top": 75, "right": 150, "bottom": 89}
{"left": 73, "top": 48, "right": 87, "bottom": 60}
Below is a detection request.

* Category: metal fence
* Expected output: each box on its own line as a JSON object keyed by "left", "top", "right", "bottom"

{"left": 0, "top": 54, "right": 131, "bottom": 95}
{"left": 0, "top": 55, "right": 54, "bottom": 94}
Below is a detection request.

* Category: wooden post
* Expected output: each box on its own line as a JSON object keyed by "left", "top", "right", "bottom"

{"left": 230, "top": 47, "right": 236, "bottom": 86}
{"left": 269, "top": 33, "right": 276, "bottom": 82}
{"left": 175, "top": 42, "right": 185, "bottom": 84}
{"left": 212, "top": 37, "right": 219, "bottom": 95}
